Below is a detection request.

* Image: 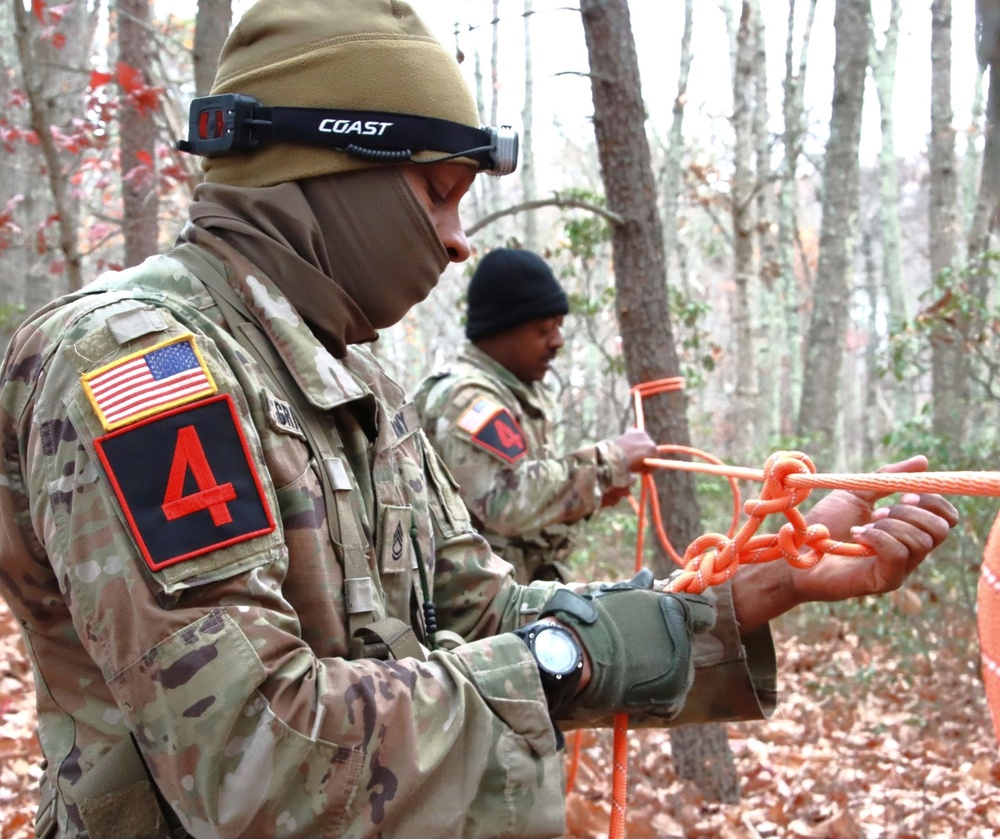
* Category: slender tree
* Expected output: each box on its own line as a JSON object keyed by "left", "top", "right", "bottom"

{"left": 970, "top": 0, "right": 1000, "bottom": 259}
{"left": 520, "top": 0, "right": 538, "bottom": 250}
{"left": 193, "top": 0, "right": 233, "bottom": 97}
{"left": 867, "top": 0, "right": 911, "bottom": 432}
{"left": 869, "top": 0, "right": 905, "bottom": 331}
{"left": 578, "top": 0, "right": 741, "bottom": 806}
{"left": 928, "top": 0, "right": 966, "bottom": 449}
{"left": 11, "top": 0, "right": 87, "bottom": 293}
{"left": 727, "top": 0, "right": 760, "bottom": 462}
{"left": 774, "top": 0, "right": 817, "bottom": 439}
{"left": 660, "top": 0, "right": 693, "bottom": 281}
{"left": 117, "top": 0, "right": 160, "bottom": 266}
{"left": 796, "top": 0, "right": 870, "bottom": 466}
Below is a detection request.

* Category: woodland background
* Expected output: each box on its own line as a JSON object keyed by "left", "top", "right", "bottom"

{"left": 2, "top": 0, "right": 1000, "bottom": 836}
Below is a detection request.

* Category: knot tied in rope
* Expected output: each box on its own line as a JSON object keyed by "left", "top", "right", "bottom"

{"left": 667, "top": 451, "right": 872, "bottom": 596}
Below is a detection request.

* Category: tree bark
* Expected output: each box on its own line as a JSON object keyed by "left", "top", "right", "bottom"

{"left": 117, "top": 0, "right": 160, "bottom": 266}
{"left": 660, "top": 0, "right": 693, "bottom": 285}
{"left": 520, "top": 0, "right": 538, "bottom": 250}
{"left": 929, "top": 0, "right": 966, "bottom": 449}
{"left": 727, "top": 0, "right": 759, "bottom": 463}
{"left": 969, "top": 0, "right": 1000, "bottom": 258}
{"left": 578, "top": 0, "right": 740, "bottom": 806}
{"left": 796, "top": 0, "right": 870, "bottom": 467}
{"left": 775, "top": 0, "right": 817, "bottom": 439}
{"left": 11, "top": 0, "right": 86, "bottom": 293}
{"left": 870, "top": 0, "right": 906, "bottom": 329}
{"left": 869, "top": 0, "right": 912, "bottom": 427}
{"left": 193, "top": 0, "right": 233, "bottom": 97}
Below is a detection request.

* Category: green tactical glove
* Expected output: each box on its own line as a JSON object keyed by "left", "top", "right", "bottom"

{"left": 540, "top": 569, "right": 716, "bottom": 721}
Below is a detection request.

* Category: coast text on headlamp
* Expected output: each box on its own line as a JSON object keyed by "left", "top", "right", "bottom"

{"left": 176, "top": 94, "right": 518, "bottom": 176}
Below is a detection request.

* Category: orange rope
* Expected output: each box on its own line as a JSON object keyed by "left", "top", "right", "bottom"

{"left": 594, "top": 377, "right": 1000, "bottom": 839}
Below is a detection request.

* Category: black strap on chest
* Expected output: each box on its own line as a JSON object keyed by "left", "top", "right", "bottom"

{"left": 170, "top": 243, "right": 424, "bottom": 663}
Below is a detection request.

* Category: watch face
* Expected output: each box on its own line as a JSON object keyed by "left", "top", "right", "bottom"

{"left": 534, "top": 626, "right": 580, "bottom": 677}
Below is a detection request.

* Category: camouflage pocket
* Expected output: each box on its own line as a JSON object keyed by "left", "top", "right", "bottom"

{"left": 421, "top": 433, "right": 474, "bottom": 539}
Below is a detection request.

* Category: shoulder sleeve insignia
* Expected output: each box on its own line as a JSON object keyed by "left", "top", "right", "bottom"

{"left": 456, "top": 398, "right": 527, "bottom": 464}
{"left": 94, "top": 394, "right": 275, "bottom": 572}
{"left": 81, "top": 335, "right": 217, "bottom": 431}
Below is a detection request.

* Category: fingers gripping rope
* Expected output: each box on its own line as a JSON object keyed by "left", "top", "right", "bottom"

{"left": 668, "top": 451, "right": 872, "bottom": 597}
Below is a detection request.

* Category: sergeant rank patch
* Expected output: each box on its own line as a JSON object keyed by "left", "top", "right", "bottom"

{"left": 82, "top": 335, "right": 217, "bottom": 431}
{"left": 94, "top": 394, "right": 275, "bottom": 572}
{"left": 456, "top": 397, "right": 527, "bottom": 463}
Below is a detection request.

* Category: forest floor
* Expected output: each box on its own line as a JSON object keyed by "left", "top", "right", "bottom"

{"left": 2, "top": 585, "right": 999, "bottom": 839}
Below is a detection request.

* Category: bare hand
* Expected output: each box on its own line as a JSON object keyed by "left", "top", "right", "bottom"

{"left": 612, "top": 428, "right": 657, "bottom": 473}
{"left": 793, "top": 455, "right": 959, "bottom": 603}
{"left": 731, "top": 456, "right": 960, "bottom": 630}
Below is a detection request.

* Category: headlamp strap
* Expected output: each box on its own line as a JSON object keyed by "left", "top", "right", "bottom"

{"left": 177, "top": 93, "right": 493, "bottom": 167}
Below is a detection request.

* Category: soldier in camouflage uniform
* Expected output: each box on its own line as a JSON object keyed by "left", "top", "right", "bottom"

{"left": 0, "top": 2, "right": 959, "bottom": 838}
{"left": 415, "top": 248, "right": 658, "bottom": 584}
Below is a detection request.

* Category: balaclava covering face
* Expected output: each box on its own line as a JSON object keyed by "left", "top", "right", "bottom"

{"left": 188, "top": 169, "right": 448, "bottom": 357}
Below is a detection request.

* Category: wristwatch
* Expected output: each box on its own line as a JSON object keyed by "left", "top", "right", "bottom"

{"left": 514, "top": 620, "right": 584, "bottom": 714}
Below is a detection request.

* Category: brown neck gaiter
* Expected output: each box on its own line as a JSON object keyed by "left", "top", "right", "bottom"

{"left": 187, "top": 167, "right": 448, "bottom": 357}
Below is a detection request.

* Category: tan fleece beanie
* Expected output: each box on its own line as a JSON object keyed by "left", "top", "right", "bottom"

{"left": 203, "top": 0, "right": 480, "bottom": 188}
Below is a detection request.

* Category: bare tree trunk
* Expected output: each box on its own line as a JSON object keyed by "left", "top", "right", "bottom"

{"left": 969, "top": 0, "right": 1000, "bottom": 259}
{"left": 870, "top": 0, "right": 905, "bottom": 327}
{"left": 660, "top": 0, "right": 693, "bottom": 281}
{"left": 775, "top": 0, "right": 817, "bottom": 440}
{"left": 193, "top": 0, "right": 233, "bottom": 97}
{"left": 459, "top": 22, "right": 485, "bottom": 224}
{"left": 484, "top": 0, "right": 501, "bottom": 213}
{"left": 520, "top": 0, "right": 538, "bottom": 250}
{"left": 753, "top": 4, "right": 777, "bottom": 291}
{"left": 11, "top": 0, "right": 85, "bottom": 292}
{"left": 727, "top": 0, "right": 759, "bottom": 463}
{"left": 962, "top": 66, "right": 986, "bottom": 226}
{"left": 578, "top": 0, "right": 740, "bottom": 805}
{"left": 796, "top": 0, "right": 870, "bottom": 467}
{"left": 751, "top": 2, "right": 781, "bottom": 452}
{"left": 869, "top": 0, "right": 911, "bottom": 428}
{"left": 861, "top": 226, "right": 879, "bottom": 462}
{"left": 929, "top": 0, "right": 966, "bottom": 449}
{"left": 118, "top": 0, "right": 160, "bottom": 266}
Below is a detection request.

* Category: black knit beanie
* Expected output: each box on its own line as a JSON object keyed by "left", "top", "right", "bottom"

{"left": 465, "top": 248, "right": 569, "bottom": 341}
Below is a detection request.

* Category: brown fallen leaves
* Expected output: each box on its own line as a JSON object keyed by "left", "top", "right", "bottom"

{"left": 2, "top": 594, "right": 999, "bottom": 839}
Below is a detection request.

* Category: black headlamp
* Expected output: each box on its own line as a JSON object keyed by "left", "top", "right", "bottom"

{"left": 176, "top": 93, "right": 518, "bottom": 176}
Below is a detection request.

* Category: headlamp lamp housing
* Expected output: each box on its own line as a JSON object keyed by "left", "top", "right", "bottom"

{"left": 177, "top": 93, "right": 518, "bottom": 176}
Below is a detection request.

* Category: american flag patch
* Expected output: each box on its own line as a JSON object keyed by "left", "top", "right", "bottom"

{"left": 82, "top": 335, "right": 217, "bottom": 431}
{"left": 456, "top": 397, "right": 502, "bottom": 434}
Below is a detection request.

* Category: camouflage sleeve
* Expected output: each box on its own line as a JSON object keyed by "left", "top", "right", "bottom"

{"left": 422, "top": 383, "right": 631, "bottom": 538}
{"left": 4, "top": 300, "right": 569, "bottom": 838}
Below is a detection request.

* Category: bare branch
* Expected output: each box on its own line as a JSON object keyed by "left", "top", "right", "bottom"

{"left": 465, "top": 197, "right": 623, "bottom": 236}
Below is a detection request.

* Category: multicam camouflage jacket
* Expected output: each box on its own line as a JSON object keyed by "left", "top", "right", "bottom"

{"left": 0, "top": 228, "right": 776, "bottom": 839}
{"left": 414, "top": 345, "right": 633, "bottom": 584}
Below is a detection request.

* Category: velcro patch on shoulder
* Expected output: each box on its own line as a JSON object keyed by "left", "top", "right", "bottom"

{"left": 456, "top": 398, "right": 527, "bottom": 463}
{"left": 82, "top": 335, "right": 217, "bottom": 431}
{"left": 94, "top": 394, "right": 276, "bottom": 572}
